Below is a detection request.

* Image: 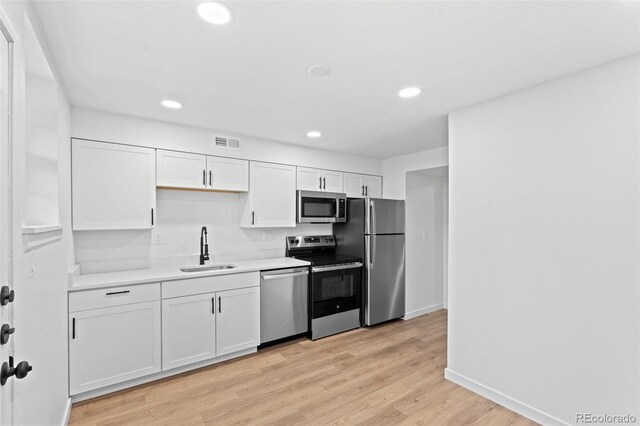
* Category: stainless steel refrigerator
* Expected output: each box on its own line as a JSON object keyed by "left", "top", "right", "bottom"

{"left": 334, "top": 198, "right": 405, "bottom": 326}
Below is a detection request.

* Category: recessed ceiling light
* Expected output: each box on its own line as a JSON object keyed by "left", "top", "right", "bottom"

{"left": 161, "top": 100, "right": 182, "bottom": 109}
{"left": 307, "top": 131, "right": 322, "bottom": 138}
{"left": 398, "top": 87, "right": 421, "bottom": 98}
{"left": 307, "top": 65, "right": 331, "bottom": 78}
{"left": 197, "top": 2, "right": 233, "bottom": 25}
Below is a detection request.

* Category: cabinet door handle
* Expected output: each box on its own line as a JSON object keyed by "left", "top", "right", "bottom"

{"left": 251, "top": 211, "right": 255, "bottom": 225}
{"left": 151, "top": 208, "right": 154, "bottom": 226}
{"left": 319, "top": 177, "right": 322, "bottom": 189}
{"left": 361, "top": 185, "right": 365, "bottom": 196}
{"left": 209, "top": 170, "right": 212, "bottom": 187}
{"left": 202, "top": 170, "right": 206, "bottom": 186}
{"left": 211, "top": 297, "right": 215, "bottom": 314}
{"left": 218, "top": 296, "right": 221, "bottom": 313}
{"left": 365, "top": 185, "right": 368, "bottom": 196}
{"left": 323, "top": 177, "right": 326, "bottom": 190}
{"left": 106, "top": 290, "right": 130, "bottom": 296}
{"left": 72, "top": 318, "right": 76, "bottom": 339}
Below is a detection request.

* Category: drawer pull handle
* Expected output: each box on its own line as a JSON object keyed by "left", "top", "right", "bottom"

{"left": 105, "top": 290, "right": 130, "bottom": 296}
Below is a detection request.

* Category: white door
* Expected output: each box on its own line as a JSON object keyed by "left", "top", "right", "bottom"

{"left": 296, "top": 167, "right": 322, "bottom": 191}
{"left": 247, "top": 162, "right": 296, "bottom": 227}
{"left": 364, "top": 175, "right": 383, "bottom": 198}
{"left": 322, "top": 170, "right": 344, "bottom": 193}
{"left": 72, "top": 140, "right": 156, "bottom": 230}
{"left": 162, "top": 293, "right": 216, "bottom": 370}
{"left": 216, "top": 287, "right": 260, "bottom": 356}
{"left": 68, "top": 301, "right": 161, "bottom": 395}
{"left": 0, "top": 13, "right": 15, "bottom": 424}
{"left": 207, "top": 156, "right": 248, "bottom": 192}
{"left": 344, "top": 173, "right": 365, "bottom": 198}
{"left": 157, "top": 150, "right": 207, "bottom": 189}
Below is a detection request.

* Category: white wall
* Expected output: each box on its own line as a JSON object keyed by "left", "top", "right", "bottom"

{"left": 382, "top": 146, "right": 448, "bottom": 200}
{"left": 24, "top": 17, "right": 59, "bottom": 227}
{"left": 447, "top": 55, "right": 640, "bottom": 424}
{"left": 404, "top": 170, "right": 448, "bottom": 319}
{"left": 71, "top": 109, "right": 382, "bottom": 272}
{"left": 1, "top": 1, "right": 73, "bottom": 424}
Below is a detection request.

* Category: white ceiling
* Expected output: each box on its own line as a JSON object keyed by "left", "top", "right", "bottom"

{"left": 34, "top": 1, "right": 640, "bottom": 158}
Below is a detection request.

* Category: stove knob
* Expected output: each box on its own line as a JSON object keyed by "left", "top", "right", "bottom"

{"left": 294, "top": 239, "right": 300, "bottom": 244}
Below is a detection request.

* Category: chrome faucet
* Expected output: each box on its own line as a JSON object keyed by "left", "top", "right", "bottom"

{"left": 199, "top": 226, "right": 210, "bottom": 265}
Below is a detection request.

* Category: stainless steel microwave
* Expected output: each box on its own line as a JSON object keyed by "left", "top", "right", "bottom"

{"left": 297, "top": 191, "right": 347, "bottom": 223}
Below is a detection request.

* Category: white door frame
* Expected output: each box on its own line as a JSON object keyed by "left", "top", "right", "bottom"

{"left": 0, "top": 5, "right": 17, "bottom": 425}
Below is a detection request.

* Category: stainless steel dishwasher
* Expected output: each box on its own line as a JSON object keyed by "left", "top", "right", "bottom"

{"left": 260, "top": 267, "right": 309, "bottom": 345}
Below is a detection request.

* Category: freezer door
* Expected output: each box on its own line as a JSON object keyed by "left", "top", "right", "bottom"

{"left": 364, "top": 234, "right": 405, "bottom": 325}
{"left": 366, "top": 198, "right": 405, "bottom": 235}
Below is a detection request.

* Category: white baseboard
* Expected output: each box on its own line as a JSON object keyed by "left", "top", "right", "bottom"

{"left": 403, "top": 303, "right": 444, "bottom": 320}
{"left": 444, "top": 368, "right": 568, "bottom": 426}
{"left": 61, "top": 398, "right": 72, "bottom": 426}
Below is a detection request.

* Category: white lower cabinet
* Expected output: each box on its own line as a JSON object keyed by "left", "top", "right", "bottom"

{"left": 216, "top": 287, "right": 260, "bottom": 356}
{"left": 162, "top": 293, "right": 217, "bottom": 370}
{"left": 69, "top": 300, "right": 161, "bottom": 395}
{"left": 161, "top": 286, "right": 260, "bottom": 369}
{"left": 68, "top": 274, "right": 261, "bottom": 397}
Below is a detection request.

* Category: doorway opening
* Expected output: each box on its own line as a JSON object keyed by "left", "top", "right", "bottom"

{"left": 404, "top": 166, "right": 448, "bottom": 318}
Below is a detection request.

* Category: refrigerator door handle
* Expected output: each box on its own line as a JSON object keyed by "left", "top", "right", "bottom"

{"left": 370, "top": 200, "right": 375, "bottom": 234}
{"left": 370, "top": 238, "right": 374, "bottom": 264}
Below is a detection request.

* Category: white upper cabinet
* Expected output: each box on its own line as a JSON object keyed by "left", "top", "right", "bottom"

{"left": 72, "top": 139, "right": 156, "bottom": 230}
{"left": 344, "top": 173, "right": 382, "bottom": 198}
{"left": 344, "top": 173, "right": 366, "bottom": 198}
{"left": 364, "top": 175, "right": 382, "bottom": 198}
{"left": 207, "top": 156, "right": 248, "bottom": 192}
{"left": 242, "top": 162, "right": 296, "bottom": 228}
{"left": 157, "top": 150, "right": 248, "bottom": 192}
{"left": 297, "top": 167, "right": 323, "bottom": 191}
{"left": 297, "top": 167, "right": 344, "bottom": 193}
{"left": 322, "top": 170, "right": 344, "bottom": 193}
{"left": 157, "top": 150, "right": 207, "bottom": 189}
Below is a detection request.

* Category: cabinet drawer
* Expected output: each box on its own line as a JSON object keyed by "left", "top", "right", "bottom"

{"left": 69, "top": 283, "right": 161, "bottom": 312}
{"left": 163, "top": 272, "right": 259, "bottom": 299}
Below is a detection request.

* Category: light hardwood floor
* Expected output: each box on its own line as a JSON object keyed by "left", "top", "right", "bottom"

{"left": 69, "top": 310, "right": 537, "bottom": 425}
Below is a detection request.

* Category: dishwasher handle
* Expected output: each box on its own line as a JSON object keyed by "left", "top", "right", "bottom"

{"left": 261, "top": 270, "right": 309, "bottom": 281}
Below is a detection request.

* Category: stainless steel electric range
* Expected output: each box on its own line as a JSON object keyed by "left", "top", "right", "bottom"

{"left": 286, "top": 235, "right": 363, "bottom": 340}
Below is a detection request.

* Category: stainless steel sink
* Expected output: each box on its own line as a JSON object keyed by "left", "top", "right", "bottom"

{"left": 179, "top": 264, "right": 236, "bottom": 273}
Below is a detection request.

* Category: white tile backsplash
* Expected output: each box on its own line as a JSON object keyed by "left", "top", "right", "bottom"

{"left": 75, "top": 189, "right": 330, "bottom": 273}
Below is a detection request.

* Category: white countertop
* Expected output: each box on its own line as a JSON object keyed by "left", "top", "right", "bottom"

{"left": 69, "top": 257, "right": 310, "bottom": 292}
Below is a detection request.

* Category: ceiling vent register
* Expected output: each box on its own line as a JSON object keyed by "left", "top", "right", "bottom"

{"left": 214, "top": 135, "right": 241, "bottom": 150}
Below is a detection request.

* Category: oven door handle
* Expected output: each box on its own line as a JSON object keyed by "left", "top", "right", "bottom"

{"left": 261, "top": 271, "right": 309, "bottom": 280}
{"left": 311, "top": 262, "right": 363, "bottom": 273}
